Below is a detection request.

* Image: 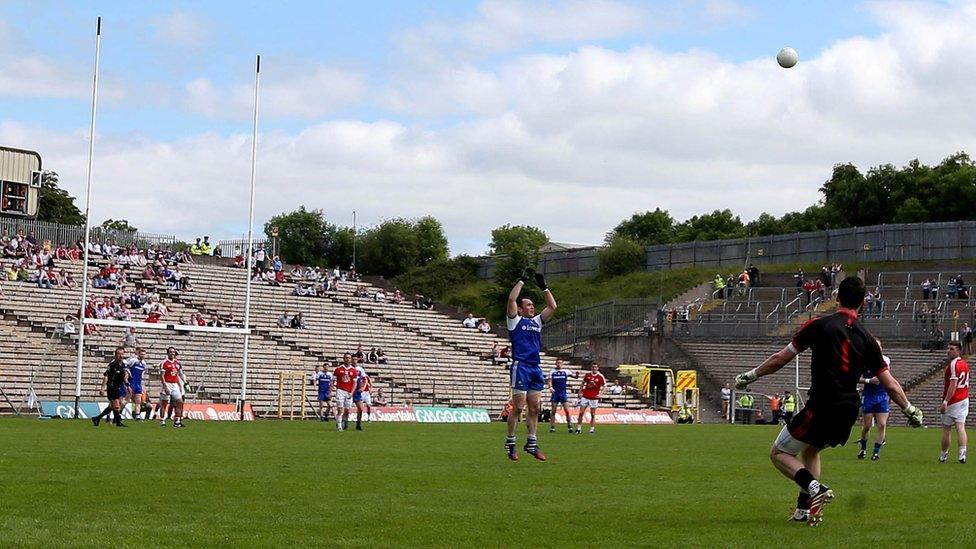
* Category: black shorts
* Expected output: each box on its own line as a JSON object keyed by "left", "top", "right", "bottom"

{"left": 106, "top": 388, "right": 123, "bottom": 401}
{"left": 787, "top": 403, "right": 859, "bottom": 449}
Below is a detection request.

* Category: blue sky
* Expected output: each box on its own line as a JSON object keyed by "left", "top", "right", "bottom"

{"left": 2, "top": 1, "right": 971, "bottom": 255}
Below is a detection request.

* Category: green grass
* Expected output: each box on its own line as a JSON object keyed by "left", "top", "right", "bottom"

{"left": 1, "top": 419, "right": 973, "bottom": 547}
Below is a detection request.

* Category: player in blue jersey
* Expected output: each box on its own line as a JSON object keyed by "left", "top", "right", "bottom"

{"left": 505, "top": 268, "right": 557, "bottom": 461}
{"left": 124, "top": 347, "right": 149, "bottom": 421}
{"left": 310, "top": 365, "right": 334, "bottom": 422}
{"left": 857, "top": 348, "right": 891, "bottom": 461}
{"left": 547, "top": 359, "right": 578, "bottom": 433}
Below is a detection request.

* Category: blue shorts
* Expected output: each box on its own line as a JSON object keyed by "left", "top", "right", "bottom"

{"left": 130, "top": 384, "right": 143, "bottom": 395}
{"left": 353, "top": 391, "right": 364, "bottom": 403}
{"left": 862, "top": 394, "right": 890, "bottom": 414}
{"left": 511, "top": 361, "right": 545, "bottom": 393}
{"left": 550, "top": 392, "right": 568, "bottom": 404}
{"left": 318, "top": 390, "right": 330, "bottom": 402}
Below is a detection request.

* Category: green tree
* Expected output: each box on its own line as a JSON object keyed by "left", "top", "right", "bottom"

{"left": 746, "top": 213, "right": 784, "bottom": 236}
{"left": 329, "top": 227, "right": 356, "bottom": 269}
{"left": 264, "top": 206, "right": 335, "bottom": 266}
{"left": 598, "top": 236, "right": 645, "bottom": 277}
{"left": 100, "top": 218, "right": 137, "bottom": 232}
{"left": 36, "top": 171, "right": 85, "bottom": 225}
{"left": 674, "top": 209, "right": 746, "bottom": 242}
{"left": 820, "top": 163, "right": 889, "bottom": 227}
{"left": 892, "top": 197, "right": 929, "bottom": 223}
{"left": 607, "top": 208, "right": 675, "bottom": 245}
{"left": 358, "top": 218, "right": 420, "bottom": 278}
{"left": 413, "top": 216, "right": 449, "bottom": 266}
{"left": 488, "top": 224, "right": 548, "bottom": 256}
{"left": 392, "top": 256, "right": 480, "bottom": 298}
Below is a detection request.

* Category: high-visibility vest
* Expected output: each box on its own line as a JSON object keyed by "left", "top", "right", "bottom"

{"left": 737, "top": 394, "right": 754, "bottom": 408}
{"left": 784, "top": 395, "right": 797, "bottom": 412}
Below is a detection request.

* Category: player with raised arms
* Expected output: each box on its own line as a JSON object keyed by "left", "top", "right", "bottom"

{"left": 856, "top": 346, "right": 891, "bottom": 461}
{"left": 547, "top": 359, "right": 578, "bottom": 433}
{"left": 576, "top": 362, "right": 606, "bottom": 434}
{"left": 940, "top": 341, "right": 969, "bottom": 464}
{"left": 333, "top": 354, "right": 359, "bottom": 431}
{"left": 734, "top": 277, "right": 922, "bottom": 525}
{"left": 505, "top": 267, "right": 557, "bottom": 461}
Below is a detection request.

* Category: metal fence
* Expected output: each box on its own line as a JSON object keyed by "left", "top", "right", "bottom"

{"left": 541, "top": 298, "right": 659, "bottom": 351}
{"left": 0, "top": 216, "right": 175, "bottom": 249}
{"left": 216, "top": 238, "right": 270, "bottom": 258}
{"left": 477, "top": 220, "right": 976, "bottom": 280}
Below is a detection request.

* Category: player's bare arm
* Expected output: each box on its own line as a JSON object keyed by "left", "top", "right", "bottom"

{"left": 506, "top": 276, "right": 527, "bottom": 318}
{"left": 876, "top": 369, "right": 922, "bottom": 425}
{"left": 940, "top": 379, "right": 957, "bottom": 413}
{"left": 537, "top": 274, "right": 557, "bottom": 322}
{"left": 735, "top": 345, "right": 797, "bottom": 388}
{"left": 99, "top": 374, "right": 108, "bottom": 396}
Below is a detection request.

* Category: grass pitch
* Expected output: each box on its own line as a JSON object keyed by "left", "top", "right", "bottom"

{"left": 0, "top": 419, "right": 973, "bottom": 547}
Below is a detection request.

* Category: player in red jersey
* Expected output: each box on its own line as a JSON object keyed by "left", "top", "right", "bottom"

{"left": 940, "top": 341, "right": 969, "bottom": 464}
{"left": 333, "top": 354, "right": 360, "bottom": 431}
{"left": 575, "top": 363, "right": 606, "bottom": 434}
{"left": 158, "top": 347, "right": 186, "bottom": 428}
{"left": 735, "top": 277, "right": 922, "bottom": 525}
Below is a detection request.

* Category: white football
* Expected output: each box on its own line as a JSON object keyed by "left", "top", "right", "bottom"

{"left": 777, "top": 47, "right": 798, "bottom": 69}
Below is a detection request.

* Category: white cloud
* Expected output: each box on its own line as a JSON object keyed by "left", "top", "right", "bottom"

{"left": 8, "top": 1, "right": 976, "bottom": 256}
{"left": 185, "top": 65, "right": 366, "bottom": 120}
{"left": 701, "top": 0, "right": 759, "bottom": 24}
{"left": 149, "top": 11, "right": 212, "bottom": 51}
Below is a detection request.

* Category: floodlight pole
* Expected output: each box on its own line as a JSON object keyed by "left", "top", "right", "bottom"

{"left": 352, "top": 210, "right": 357, "bottom": 268}
{"left": 239, "top": 54, "right": 261, "bottom": 419}
{"left": 73, "top": 16, "right": 101, "bottom": 418}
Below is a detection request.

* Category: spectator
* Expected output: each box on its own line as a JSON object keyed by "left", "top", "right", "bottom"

{"left": 375, "top": 348, "right": 388, "bottom": 364}
{"left": 931, "top": 281, "right": 940, "bottom": 301}
{"left": 273, "top": 256, "right": 283, "bottom": 273}
{"left": 721, "top": 383, "right": 731, "bottom": 421}
{"left": 277, "top": 310, "right": 292, "bottom": 328}
{"left": 864, "top": 290, "right": 874, "bottom": 316}
{"left": 352, "top": 344, "right": 365, "bottom": 363}
{"left": 200, "top": 236, "right": 213, "bottom": 256}
{"left": 208, "top": 315, "right": 224, "bottom": 327}
{"left": 391, "top": 289, "right": 403, "bottom": 304}
{"left": 354, "top": 284, "right": 368, "bottom": 298}
{"left": 290, "top": 312, "right": 307, "bottom": 329}
{"left": 958, "top": 275, "right": 969, "bottom": 299}
{"left": 233, "top": 247, "right": 246, "bottom": 268}
{"left": 367, "top": 347, "right": 379, "bottom": 364}
{"left": 121, "top": 327, "right": 139, "bottom": 349}
{"left": 373, "top": 389, "right": 388, "bottom": 406}
{"left": 213, "top": 245, "right": 222, "bottom": 259}
{"left": 932, "top": 327, "right": 945, "bottom": 351}
{"left": 922, "top": 278, "right": 932, "bottom": 300}
{"left": 190, "top": 238, "right": 203, "bottom": 255}
{"left": 62, "top": 314, "right": 77, "bottom": 335}
{"left": 35, "top": 265, "right": 53, "bottom": 289}
{"left": 793, "top": 269, "right": 804, "bottom": 290}
{"left": 782, "top": 390, "right": 797, "bottom": 423}
{"left": 225, "top": 313, "right": 242, "bottom": 328}
{"left": 477, "top": 319, "right": 492, "bottom": 333}
{"left": 948, "top": 276, "right": 958, "bottom": 299}
{"left": 917, "top": 302, "right": 931, "bottom": 324}
{"left": 462, "top": 314, "right": 477, "bottom": 329}
{"left": 963, "top": 323, "right": 973, "bottom": 355}
{"left": 872, "top": 288, "right": 883, "bottom": 318}
{"left": 747, "top": 264, "right": 760, "bottom": 288}
{"left": 499, "top": 345, "right": 511, "bottom": 363}
{"left": 254, "top": 245, "right": 267, "bottom": 270}
{"left": 736, "top": 389, "right": 755, "bottom": 424}
{"left": 374, "top": 288, "right": 386, "bottom": 302}
{"left": 767, "top": 393, "right": 782, "bottom": 424}
{"left": 290, "top": 265, "right": 304, "bottom": 279}
{"left": 293, "top": 283, "right": 315, "bottom": 297}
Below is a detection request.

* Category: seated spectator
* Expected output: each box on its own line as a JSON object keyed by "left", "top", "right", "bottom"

{"left": 225, "top": 313, "right": 243, "bottom": 327}
{"left": 290, "top": 265, "right": 304, "bottom": 279}
{"left": 62, "top": 314, "right": 77, "bottom": 335}
{"left": 273, "top": 256, "right": 283, "bottom": 273}
{"left": 293, "top": 283, "right": 315, "bottom": 297}
{"left": 477, "top": 319, "right": 491, "bottom": 333}
{"left": 275, "top": 269, "right": 286, "bottom": 285}
{"left": 373, "top": 389, "right": 388, "bottom": 406}
{"left": 290, "top": 312, "right": 307, "bottom": 329}
{"left": 121, "top": 327, "right": 139, "bottom": 348}
{"left": 277, "top": 310, "right": 292, "bottom": 328}
{"left": 499, "top": 345, "right": 512, "bottom": 362}
{"left": 366, "top": 347, "right": 379, "bottom": 364}
{"left": 462, "top": 314, "right": 477, "bottom": 329}
{"left": 146, "top": 309, "right": 162, "bottom": 323}
{"left": 354, "top": 284, "right": 368, "bottom": 298}
{"left": 421, "top": 296, "right": 433, "bottom": 310}
{"left": 208, "top": 315, "right": 224, "bottom": 327}
{"left": 263, "top": 269, "right": 280, "bottom": 286}
{"left": 375, "top": 348, "right": 388, "bottom": 364}
{"left": 35, "top": 265, "right": 53, "bottom": 289}
{"left": 233, "top": 247, "right": 246, "bottom": 268}
{"left": 609, "top": 383, "right": 623, "bottom": 395}
{"left": 352, "top": 344, "right": 365, "bottom": 363}
{"left": 391, "top": 289, "right": 403, "bottom": 304}
{"left": 374, "top": 288, "right": 386, "bottom": 302}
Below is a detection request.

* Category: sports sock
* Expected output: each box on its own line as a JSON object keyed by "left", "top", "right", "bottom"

{"left": 94, "top": 406, "right": 112, "bottom": 420}
{"left": 112, "top": 410, "right": 122, "bottom": 425}
{"left": 858, "top": 439, "right": 867, "bottom": 451}
{"left": 505, "top": 435, "right": 516, "bottom": 446}
{"left": 796, "top": 492, "right": 812, "bottom": 511}
{"left": 941, "top": 450, "right": 950, "bottom": 460}
{"left": 873, "top": 442, "right": 883, "bottom": 455}
{"left": 793, "top": 468, "right": 816, "bottom": 493}
{"left": 526, "top": 435, "right": 537, "bottom": 450}
{"left": 960, "top": 446, "right": 967, "bottom": 459}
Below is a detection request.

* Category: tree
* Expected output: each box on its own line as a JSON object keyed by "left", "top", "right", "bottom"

{"left": 488, "top": 224, "right": 548, "bottom": 256}
{"left": 264, "top": 206, "right": 335, "bottom": 266}
{"left": 820, "top": 163, "right": 889, "bottom": 227}
{"left": 36, "top": 171, "right": 85, "bottom": 225}
{"left": 746, "top": 213, "right": 784, "bottom": 236}
{"left": 893, "top": 197, "right": 930, "bottom": 223}
{"left": 413, "top": 216, "right": 449, "bottom": 266}
{"left": 392, "top": 256, "right": 481, "bottom": 298}
{"left": 598, "top": 236, "right": 645, "bottom": 277}
{"left": 329, "top": 227, "right": 356, "bottom": 269}
{"left": 673, "top": 209, "right": 746, "bottom": 242}
{"left": 358, "top": 219, "right": 420, "bottom": 278}
{"left": 607, "top": 208, "right": 675, "bottom": 245}
{"left": 100, "top": 218, "right": 137, "bottom": 232}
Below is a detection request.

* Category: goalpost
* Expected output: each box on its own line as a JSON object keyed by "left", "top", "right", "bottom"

{"left": 72, "top": 17, "right": 262, "bottom": 418}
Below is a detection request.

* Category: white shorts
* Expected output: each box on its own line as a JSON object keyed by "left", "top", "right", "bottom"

{"left": 579, "top": 398, "right": 600, "bottom": 410}
{"left": 942, "top": 399, "right": 969, "bottom": 426}
{"left": 163, "top": 382, "right": 183, "bottom": 402}
{"left": 773, "top": 425, "right": 810, "bottom": 455}
{"left": 336, "top": 389, "right": 354, "bottom": 409}
{"left": 359, "top": 392, "right": 372, "bottom": 406}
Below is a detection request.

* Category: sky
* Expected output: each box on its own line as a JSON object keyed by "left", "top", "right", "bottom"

{"left": 2, "top": 0, "right": 975, "bottom": 255}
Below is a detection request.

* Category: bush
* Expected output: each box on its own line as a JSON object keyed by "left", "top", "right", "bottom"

{"left": 597, "top": 236, "right": 644, "bottom": 277}
{"left": 392, "top": 256, "right": 480, "bottom": 298}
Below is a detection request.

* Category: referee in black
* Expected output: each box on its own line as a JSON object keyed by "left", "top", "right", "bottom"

{"left": 92, "top": 347, "right": 129, "bottom": 427}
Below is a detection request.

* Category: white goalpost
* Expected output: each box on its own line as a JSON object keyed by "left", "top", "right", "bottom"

{"left": 72, "top": 17, "right": 261, "bottom": 418}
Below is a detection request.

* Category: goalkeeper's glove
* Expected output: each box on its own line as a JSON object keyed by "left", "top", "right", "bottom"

{"left": 184, "top": 383, "right": 194, "bottom": 393}
{"left": 534, "top": 272, "right": 548, "bottom": 291}
{"left": 520, "top": 267, "right": 535, "bottom": 284}
{"left": 734, "top": 369, "right": 758, "bottom": 390}
{"left": 903, "top": 404, "right": 923, "bottom": 427}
